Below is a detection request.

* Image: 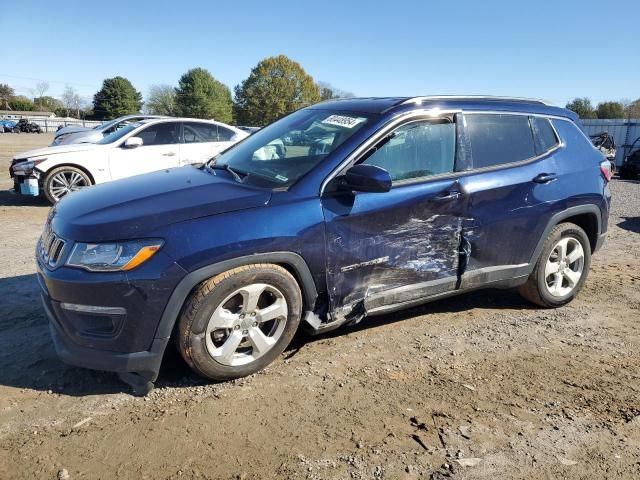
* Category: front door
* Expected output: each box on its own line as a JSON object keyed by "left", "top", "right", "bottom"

{"left": 321, "top": 116, "right": 465, "bottom": 320}
{"left": 109, "top": 122, "right": 181, "bottom": 180}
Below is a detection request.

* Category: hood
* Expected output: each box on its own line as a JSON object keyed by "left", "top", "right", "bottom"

{"left": 52, "top": 166, "right": 272, "bottom": 242}
{"left": 15, "top": 143, "right": 108, "bottom": 160}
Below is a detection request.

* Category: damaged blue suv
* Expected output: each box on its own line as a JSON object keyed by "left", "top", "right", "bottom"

{"left": 37, "top": 96, "right": 611, "bottom": 393}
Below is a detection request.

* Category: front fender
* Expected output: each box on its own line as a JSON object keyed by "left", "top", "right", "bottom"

{"left": 152, "top": 251, "right": 319, "bottom": 340}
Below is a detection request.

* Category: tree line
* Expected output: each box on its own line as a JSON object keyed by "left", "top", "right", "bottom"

{"left": 0, "top": 55, "right": 353, "bottom": 126}
{"left": 565, "top": 97, "right": 640, "bottom": 119}
{"left": 5, "top": 57, "right": 639, "bottom": 125}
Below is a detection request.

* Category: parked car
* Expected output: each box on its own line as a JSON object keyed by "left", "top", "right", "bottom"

{"left": 0, "top": 120, "right": 18, "bottom": 133}
{"left": 51, "top": 115, "right": 167, "bottom": 146}
{"left": 590, "top": 131, "right": 616, "bottom": 173}
{"left": 15, "top": 118, "right": 42, "bottom": 133}
{"left": 235, "top": 126, "right": 261, "bottom": 134}
{"left": 619, "top": 136, "right": 640, "bottom": 180}
{"left": 11, "top": 118, "right": 248, "bottom": 203}
{"left": 35, "top": 96, "right": 611, "bottom": 394}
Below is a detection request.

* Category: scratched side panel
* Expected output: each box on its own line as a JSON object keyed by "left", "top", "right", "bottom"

{"left": 321, "top": 179, "right": 463, "bottom": 318}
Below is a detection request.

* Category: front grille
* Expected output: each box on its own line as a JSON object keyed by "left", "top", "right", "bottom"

{"left": 39, "top": 224, "right": 67, "bottom": 268}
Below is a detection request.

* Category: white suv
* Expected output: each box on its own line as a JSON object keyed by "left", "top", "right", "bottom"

{"left": 10, "top": 118, "right": 248, "bottom": 203}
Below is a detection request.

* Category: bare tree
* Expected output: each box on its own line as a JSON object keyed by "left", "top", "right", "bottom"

{"left": 0, "top": 83, "right": 15, "bottom": 109}
{"left": 61, "top": 85, "right": 81, "bottom": 118}
{"left": 31, "top": 81, "right": 50, "bottom": 99}
{"left": 145, "top": 85, "right": 177, "bottom": 115}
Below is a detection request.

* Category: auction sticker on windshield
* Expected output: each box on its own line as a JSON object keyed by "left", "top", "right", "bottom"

{"left": 322, "top": 115, "right": 366, "bottom": 129}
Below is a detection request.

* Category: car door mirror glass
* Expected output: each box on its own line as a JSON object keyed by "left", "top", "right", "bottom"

{"left": 343, "top": 164, "right": 392, "bottom": 193}
{"left": 124, "top": 137, "right": 143, "bottom": 148}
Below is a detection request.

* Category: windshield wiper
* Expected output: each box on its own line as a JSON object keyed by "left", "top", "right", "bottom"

{"left": 208, "top": 163, "right": 246, "bottom": 182}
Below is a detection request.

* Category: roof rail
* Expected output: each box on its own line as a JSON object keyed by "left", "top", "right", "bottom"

{"left": 401, "top": 95, "right": 554, "bottom": 106}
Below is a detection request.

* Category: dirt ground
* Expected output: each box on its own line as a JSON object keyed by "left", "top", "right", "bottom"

{"left": 0, "top": 133, "right": 639, "bottom": 480}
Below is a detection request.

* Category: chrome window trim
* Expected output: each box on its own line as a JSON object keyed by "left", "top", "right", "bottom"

{"left": 320, "top": 109, "right": 571, "bottom": 195}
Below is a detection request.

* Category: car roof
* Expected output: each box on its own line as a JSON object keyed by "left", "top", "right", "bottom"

{"left": 136, "top": 118, "right": 240, "bottom": 128}
{"left": 311, "top": 96, "right": 577, "bottom": 120}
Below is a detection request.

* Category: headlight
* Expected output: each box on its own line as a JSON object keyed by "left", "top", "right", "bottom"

{"left": 12, "top": 158, "right": 46, "bottom": 174}
{"left": 66, "top": 239, "right": 163, "bottom": 272}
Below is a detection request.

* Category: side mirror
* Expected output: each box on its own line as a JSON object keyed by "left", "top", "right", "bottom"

{"left": 123, "top": 137, "right": 143, "bottom": 148}
{"left": 343, "top": 164, "right": 392, "bottom": 193}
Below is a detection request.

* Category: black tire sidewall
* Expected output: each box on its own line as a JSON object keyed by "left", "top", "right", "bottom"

{"left": 183, "top": 267, "right": 302, "bottom": 380}
{"left": 535, "top": 224, "right": 591, "bottom": 307}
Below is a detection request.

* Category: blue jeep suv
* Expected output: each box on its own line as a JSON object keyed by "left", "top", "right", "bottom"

{"left": 36, "top": 96, "right": 611, "bottom": 393}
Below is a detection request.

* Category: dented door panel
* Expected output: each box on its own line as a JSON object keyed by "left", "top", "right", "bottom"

{"left": 322, "top": 178, "right": 464, "bottom": 319}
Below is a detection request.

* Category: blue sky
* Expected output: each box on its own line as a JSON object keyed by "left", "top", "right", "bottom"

{"left": 1, "top": 0, "right": 638, "bottom": 107}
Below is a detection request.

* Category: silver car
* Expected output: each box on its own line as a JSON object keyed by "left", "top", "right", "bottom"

{"left": 51, "top": 115, "right": 166, "bottom": 146}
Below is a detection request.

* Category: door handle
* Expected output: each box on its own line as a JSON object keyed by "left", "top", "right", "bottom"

{"left": 433, "top": 190, "right": 462, "bottom": 202}
{"left": 162, "top": 152, "right": 177, "bottom": 157}
{"left": 532, "top": 173, "right": 557, "bottom": 184}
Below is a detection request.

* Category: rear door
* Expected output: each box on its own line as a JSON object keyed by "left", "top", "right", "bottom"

{"left": 322, "top": 115, "right": 466, "bottom": 320}
{"left": 108, "top": 122, "right": 181, "bottom": 179}
{"left": 457, "top": 112, "right": 563, "bottom": 287}
{"left": 180, "top": 122, "right": 237, "bottom": 165}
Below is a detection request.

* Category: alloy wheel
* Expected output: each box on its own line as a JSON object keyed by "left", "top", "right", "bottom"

{"left": 204, "top": 283, "right": 288, "bottom": 366}
{"left": 544, "top": 237, "right": 585, "bottom": 297}
{"left": 49, "top": 170, "right": 89, "bottom": 201}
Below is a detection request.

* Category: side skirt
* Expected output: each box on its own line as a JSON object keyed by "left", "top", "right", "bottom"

{"left": 303, "top": 264, "right": 530, "bottom": 334}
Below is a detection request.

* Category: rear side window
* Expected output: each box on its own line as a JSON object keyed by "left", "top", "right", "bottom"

{"left": 183, "top": 122, "right": 218, "bottom": 143}
{"left": 217, "top": 126, "right": 236, "bottom": 141}
{"left": 465, "top": 114, "right": 536, "bottom": 168}
{"left": 531, "top": 116, "right": 559, "bottom": 154}
{"left": 137, "top": 122, "right": 181, "bottom": 146}
{"left": 183, "top": 122, "right": 236, "bottom": 142}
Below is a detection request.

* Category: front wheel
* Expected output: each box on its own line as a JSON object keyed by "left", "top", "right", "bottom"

{"left": 43, "top": 166, "right": 92, "bottom": 203}
{"left": 518, "top": 222, "right": 591, "bottom": 307}
{"left": 177, "top": 264, "right": 302, "bottom": 381}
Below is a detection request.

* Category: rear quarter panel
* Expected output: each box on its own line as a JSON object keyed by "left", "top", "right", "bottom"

{"left": 551, "top": 118, "right": 610, "bottom": 233}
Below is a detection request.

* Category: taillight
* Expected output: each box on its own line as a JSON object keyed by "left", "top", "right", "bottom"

{"left": 600, "top": 161, "right": 612, "bottom": 182}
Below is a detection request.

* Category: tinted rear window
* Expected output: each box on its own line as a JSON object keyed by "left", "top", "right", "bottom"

{"left": 466, "top": 114, "right": 536, "bottom": 168}
{"left": 531, "top": 116, "right": 559, "bottom": 154}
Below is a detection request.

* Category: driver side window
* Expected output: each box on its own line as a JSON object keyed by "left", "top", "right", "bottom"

{"left": 361, "top": 120, "right": 456, "bottom": 182}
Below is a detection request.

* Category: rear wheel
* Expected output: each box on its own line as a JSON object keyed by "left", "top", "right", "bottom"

{"left": 518, "top": 223, "right": 591, "bottom": 307}
{"left": 177, "top": 264, "right": 302, "bottom": 381}
{"left": 619, "top": 167, "right": 637, "bottom": 180}
{"left": 43, "top": 166, "right": 92, "bottom": 203}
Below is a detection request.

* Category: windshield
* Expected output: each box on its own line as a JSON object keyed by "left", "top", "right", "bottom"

{"left": 97, "top": 123, "right": 141, "bottom": 144}
{"left": 211, "top": 109, "right": 373, "bottom": 188}
{"left": 96, "top": 118, "right": 121, "bottom": 132}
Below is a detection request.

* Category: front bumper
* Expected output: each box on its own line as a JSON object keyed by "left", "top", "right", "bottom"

{"left": 45, "top": 298, "right": 168, "bottom": 382}
{"left": 37, "top": 251, "right": 186, "bottom": 383}
{"left": 11, "top": 173, "right": 40, "bottom": 196}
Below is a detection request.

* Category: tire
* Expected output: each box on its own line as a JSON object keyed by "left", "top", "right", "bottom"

{"left": 43, "top": 166, "right": 92, "bottom": 203}
{"left": 518, "top": 222, "right": 591, "bottom": 308}
{"left": 619, "top": 167, "right": 636, "bottom": 180}
{"left": 177, "top": 264, "right": 302, "bottom": 381}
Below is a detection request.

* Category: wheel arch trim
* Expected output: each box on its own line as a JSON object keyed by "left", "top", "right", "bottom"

{"left": 154, "top": 252, "right": 319, "bottom": 340}
{"left": 528, "top": 204, "right": 602, "bottom": 268}
{"left": 40, "top": 163, "right": 96, "bottom": 185}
